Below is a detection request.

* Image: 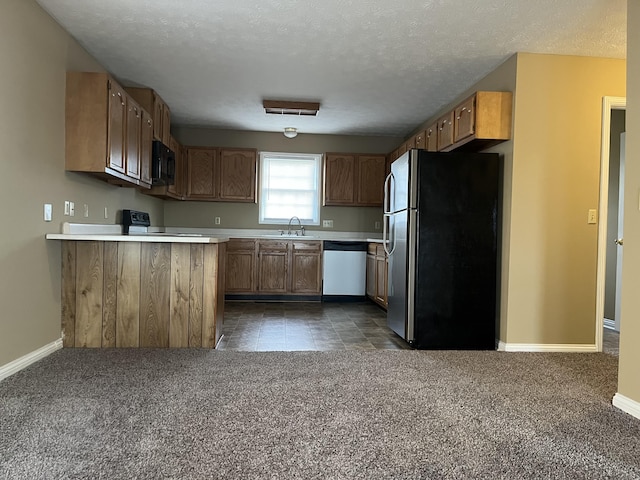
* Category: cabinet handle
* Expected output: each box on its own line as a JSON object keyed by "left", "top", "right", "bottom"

{"left": 456, "top": 107, "right": 471, "bottom": 120}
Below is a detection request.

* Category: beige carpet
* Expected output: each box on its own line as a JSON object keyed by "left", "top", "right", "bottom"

{"left": 0, "top": 349, "right": 638, "bottom": 479}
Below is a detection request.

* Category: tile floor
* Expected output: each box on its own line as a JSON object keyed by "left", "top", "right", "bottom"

{"left": 217, "top": 301, "right": 623, "bottom": 354}
{"left": 217, "top": 301, "right": 410, "bottom": 351}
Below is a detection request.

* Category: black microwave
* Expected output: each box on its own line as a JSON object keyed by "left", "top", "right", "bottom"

{"left": 151, "top": 140, "right": 175, "bottom": 186}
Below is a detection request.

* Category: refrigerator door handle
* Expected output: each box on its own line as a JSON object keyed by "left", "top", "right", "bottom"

{"left": 383, "top": 213, "right": 397, "bottom": 257}
{"left": 383, "top": 172, "right": 395, "bottom": 214}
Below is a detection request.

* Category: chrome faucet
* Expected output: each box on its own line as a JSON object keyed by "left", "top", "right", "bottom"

{"left": 287, "top": 216, "right": 304, "bottom": 236}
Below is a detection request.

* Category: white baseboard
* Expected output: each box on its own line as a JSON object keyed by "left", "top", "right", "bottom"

{"left": 613, "top": 393, "right": 640, "bottom": 420}
{"left": 0, "top": 338, "right": 63, "bottom": 382}
{"left": 497, "top": 342, "right": 598, "bottom": 353}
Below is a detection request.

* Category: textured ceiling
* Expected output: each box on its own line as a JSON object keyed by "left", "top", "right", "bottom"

{"left": 35, "top": 0, "right": 626, "bottom": 137}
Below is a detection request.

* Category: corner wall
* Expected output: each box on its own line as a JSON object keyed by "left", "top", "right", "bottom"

{"left": 0, "top": 0, "right": 164, "bottom": 367}
{"left": 617, "top": 0, "right": 640, "bottom": 409}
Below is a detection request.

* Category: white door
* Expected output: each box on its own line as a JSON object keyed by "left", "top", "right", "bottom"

{"left": 614, "top": 132, "right": 625, "bottom": 332}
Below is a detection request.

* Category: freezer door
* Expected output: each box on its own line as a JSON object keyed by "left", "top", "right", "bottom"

{"left": 386, "top": 209, "right": 409, "bottom": 340}
{"left": 390, "top": 152, "right": 410, "bottom": 213}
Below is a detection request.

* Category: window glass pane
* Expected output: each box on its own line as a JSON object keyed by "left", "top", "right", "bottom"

{"left": 259, "top": 152, "right": 322, "bottom": 225}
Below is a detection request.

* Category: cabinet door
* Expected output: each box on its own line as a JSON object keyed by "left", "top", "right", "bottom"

{"left": 356, "top": 155, "right": 386, "bottom": 206}
{"left": 161, "top": 103, "right": 171, "bottom": 145}
{"left": 425, "top": 123, "right": 438, "bottom": 152}
{"left": 454, "top": 94, "right": 476, "bottom": 143}
{"left": 152, "top": 95, "right": 164, "bottom": 141}
{"left": 414, "top": 130, "right": 426, "bottom": 149}
{"left": 167, "top": 137, "right": 184, "bottom": 198}
{"left": 324, "top": 153, "right": 355, "bottom": 205}
{"left": 397, "top": 143, "right": 407, "bottom": 158}
{"left": 225, "top": 239, "right": 256, "bottom": 292}
{"left": 257, "top": 241, "right": 289, "bottom": 293}
{"left": 107, "top": 81, "right": 127, "bottom": 173}
{"left": 366, "top": 253, "right": 376, "bottom": 299}
{"left": 219, "top": 149, "right": 257, "bottom": 202}
{"left": 375, "top": 254, "right": 387, "bottom": 306}
{"left": 291, "top": 241, "right": 322, "bottom": 294}
{"left": 186, "top": 147, "right": 218, "bottom": 199}
{"left": 125, "top": 100, "right": 141, "bottom": 179}
{"left": 139, "top": 110, "right": 153, "bottom": 185}
{"left": 437, "top": 112, "right": 454, "bottom": 151}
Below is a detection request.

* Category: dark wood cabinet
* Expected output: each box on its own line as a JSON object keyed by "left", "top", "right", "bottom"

{"left": 140, "top": 110, "right": 153, "bottom": 185}
{"left": 225, "top": 239, "right": 322, "bottom": 297}
{"left": 225, "top": 239, "right": 257, "bottom": 293}
{"left": 125, "top": 87, "right": 171, "bottom": 145}
{"left": 65, "top": 72, "right": 151, "bottom": 188}
{"left": 366, "top": 243, "right": 388, "bottom": 309}
{"left": 324, "top": 153, "right": 386, "bottom": 207}
{"left": 291, "top": 241, "right": 322, "bottom": 294}
{"left": 185, "top": 147, "right": 256, "bottom": 202}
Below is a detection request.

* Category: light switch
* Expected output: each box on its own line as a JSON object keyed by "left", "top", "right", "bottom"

{"left": 588, "top": 209, "right": 597, "bottom": 224}
{"left": 69, "top": 202, "right": 75, "bottom": 217}
{"left": 323, "top": 220, "right": 334, "bottom": 228}
{"left": 44, "top": 204, "right": 52, "bottom": 222}
{"left": 84, "top": 204, "right": 89, "bottom": 218}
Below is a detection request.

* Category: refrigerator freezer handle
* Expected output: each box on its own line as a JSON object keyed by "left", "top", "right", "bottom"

{"left": 382, "top": 213, "right": 397, "bottom": 256}
{"left": 383, "top": 172, "right": 394, "bottom": 214}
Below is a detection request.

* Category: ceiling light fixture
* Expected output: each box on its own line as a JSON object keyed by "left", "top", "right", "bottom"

{"left": 283, "top": 127, "right": 298, "bottom": 139}
{"left": 263, "top": 100, "right": 320, "bottom": 116}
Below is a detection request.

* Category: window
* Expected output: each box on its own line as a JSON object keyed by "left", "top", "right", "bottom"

{"left": 259, "top": 152, "right": 322, "bottom": 225}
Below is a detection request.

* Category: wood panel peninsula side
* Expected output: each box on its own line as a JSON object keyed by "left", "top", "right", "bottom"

{"left": 46, "top": 233, "right": 228, "bottom": 349}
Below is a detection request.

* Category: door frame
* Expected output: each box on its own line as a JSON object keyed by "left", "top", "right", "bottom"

{"left": 595, "top": 96, "right": 626, "bottom": 352}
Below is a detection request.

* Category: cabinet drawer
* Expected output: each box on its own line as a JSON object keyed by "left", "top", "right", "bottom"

{"left": 292, "top": 241, "right": 321, "bottom": 252}
{"left": 258, "top": 240, "right": 289, "bottom": 252}
{"left": 227, "top": 238, "right": 256, "bottom": 252}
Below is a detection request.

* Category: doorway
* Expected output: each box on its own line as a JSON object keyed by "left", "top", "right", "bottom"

{"left": 596, "top": 96, "right": 626, "bottom": 352}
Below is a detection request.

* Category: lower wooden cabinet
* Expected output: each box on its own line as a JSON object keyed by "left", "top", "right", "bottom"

{"left": 366, "top": 243, "right": 388, "bottom": 309}
{"left": 226, "top": 238, "right": 322, "bottom": 296}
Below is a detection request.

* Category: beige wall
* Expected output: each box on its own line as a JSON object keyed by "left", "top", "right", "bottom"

{"left": 617, "top": 1, "right": 640, "bottom": 404}
{"left": 167, "top": 128, "right": 402, "bottom": 233}
{"left": 0, "top": 0, "right": 164, "bottom": 366}
{"left": 508, "top": 54, "right": 625, "bottom": 345}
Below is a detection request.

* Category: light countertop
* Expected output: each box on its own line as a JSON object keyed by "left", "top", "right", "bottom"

{"left": 45, "top": 233, "right": 229, "bottom": 244}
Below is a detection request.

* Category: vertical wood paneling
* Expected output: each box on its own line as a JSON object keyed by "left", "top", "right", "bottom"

{"left": 116, "top": 242, "right": 141, "bottom": 347}
{"left": 140, "top": 243, "right": 171, "bottom": 347}
{"left": 170, "top": 244, "right": 190, "bottom": 347}
{"left": 215, "top": 243, "right": 226, "bottom": 347}
{"left": 74, "top": 241, "right": 103, "bottom": 347}
{"left": 102, "top": 242, "right": 118, "bottom": 347}
{"left": 202, "top": 244, "right": 218, "bottom": 348}
{"left": 61, "top": 241, "right": 77, "bottom": 348}
{"left": 189, "top": 244, "right": 204, "bottom": 347}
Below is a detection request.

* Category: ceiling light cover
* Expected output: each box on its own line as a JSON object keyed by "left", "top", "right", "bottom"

{"left": 264, "top": 100, "right": 320, "bottom": 116}
{"left": 283, "top": 127, "right": 298, "bottom": 138}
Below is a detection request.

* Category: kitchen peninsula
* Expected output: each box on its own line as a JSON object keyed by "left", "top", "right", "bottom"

{"left": 46, "top": 230, "right": 228, "bottom": 349}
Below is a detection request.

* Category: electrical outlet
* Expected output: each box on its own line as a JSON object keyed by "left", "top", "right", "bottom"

{"left": 44, "top": 204, "right": 52, "bottom": 222}
{"left": 322, "top": 219, "right": 334, "bottom": 228}
{"left": 64, "top": 201, "right": 70, "bottom": 216}
{"left": 587, "top": 209, "right": 597, "bottom": 224}
{"left": 104, "top": 207, "right": 109, "bottom": 219}
{"left": 69, "top": 202, "right": 75, "bottom": 217}
{"left": 215, "top": 216, "right": 221, "bottom": 225}
{"left": 84, "top": 204, "right": 89, "bottom": 218}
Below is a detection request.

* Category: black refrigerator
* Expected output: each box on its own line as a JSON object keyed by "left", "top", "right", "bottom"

{"left": 383, "top": 149, "right": 500, "bottom": 349}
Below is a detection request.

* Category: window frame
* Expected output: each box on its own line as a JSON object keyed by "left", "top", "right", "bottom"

{"left": 258, "top": 151, "right": 323, "bottom": 226}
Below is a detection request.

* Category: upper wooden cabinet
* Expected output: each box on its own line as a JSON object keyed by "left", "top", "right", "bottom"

{"left": 125, "top": 87, "right": 171, "bottom": 145}
{"left": 425, "top": 122, "right": 438, "bottom": 152}
{"left": 437, "top": 111, "right": 454, "bottom": 151}
{"left": 324, "top": 153, "right": 386, "bottom": 207}
{"left": 185, "top": 147, "right": 257, "bottom": 202}
{"left": 65, "top": 72, "right": 151, "bottom": 189}
{"left": 444, "top": 91, "right": 513, "bottom": 151}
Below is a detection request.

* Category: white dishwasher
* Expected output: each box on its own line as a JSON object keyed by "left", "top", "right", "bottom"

{"left": 322, "top": 241, "right": 368, "bottom": 299}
